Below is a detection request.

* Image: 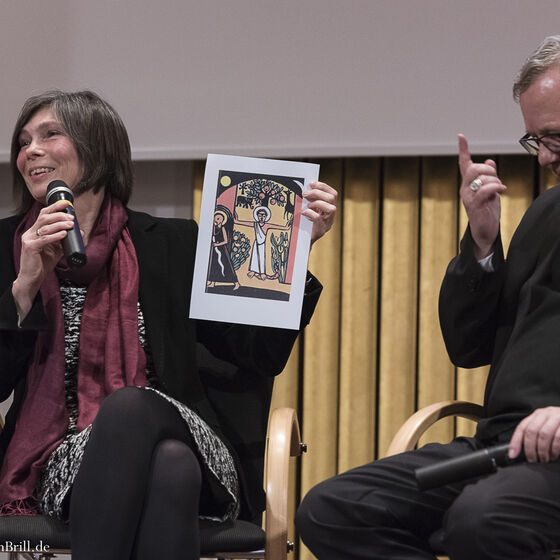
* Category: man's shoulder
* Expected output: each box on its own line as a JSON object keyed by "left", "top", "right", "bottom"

{"left": 508, "top": 184, "right": 560, "bottom": 254}
{"left": 533, "top": 184, "right": 560, "bottom": 205}
{"left": 518, "top": 184, "right": 560, "bottom": 225}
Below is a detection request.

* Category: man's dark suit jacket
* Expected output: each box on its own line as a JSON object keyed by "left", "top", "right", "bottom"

{"left": 439, "top": 185, "right": 560, "bottom": 442}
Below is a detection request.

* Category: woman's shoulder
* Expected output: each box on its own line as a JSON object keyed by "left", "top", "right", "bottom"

{"left": 126, "top": 208, "right": 198, "bottom": 236}
{"left": 0, "top": 214, "right": 25, "bottom": 239}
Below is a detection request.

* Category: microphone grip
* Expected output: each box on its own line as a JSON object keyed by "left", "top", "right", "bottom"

{"left": 61, "top": 203, "right": 87, "bottom": 268}
{"left": 415, "top": 443, "right": 512, "bottom": 491}
{"left": 46, "top": 180, "right": 87, "bottom": 268}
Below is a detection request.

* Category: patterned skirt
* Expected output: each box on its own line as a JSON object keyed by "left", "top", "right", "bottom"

{"left": 39, "top": 387, "right": 240, "bottom": 522}
{"left": 38, "top": 283, "right": 239, "bottom": 522}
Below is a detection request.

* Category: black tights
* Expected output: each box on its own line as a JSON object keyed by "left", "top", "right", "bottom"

{"left": 70, "top": 387, "right": 202, "bottom": 560}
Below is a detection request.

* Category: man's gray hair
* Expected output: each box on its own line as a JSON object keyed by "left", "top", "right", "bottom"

{"left": 513, "top": 35, "right": 560, "bottom": 101}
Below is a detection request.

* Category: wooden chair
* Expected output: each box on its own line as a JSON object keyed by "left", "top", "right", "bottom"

{"left": 0, "top": 344, "right": 305, "bottom": 560}
{"left": 386, "top": 400, "right": 560, "bottom": 558}
{"left": 385, "top": 400, "right": 484, "bottom": 457}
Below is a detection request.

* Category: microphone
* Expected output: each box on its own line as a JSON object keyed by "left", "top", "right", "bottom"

{"left": 414, "top": 443, "right": 522, "bottom": 491}
{"left": 46, "top": 180, "right": 87, "bottom": 268}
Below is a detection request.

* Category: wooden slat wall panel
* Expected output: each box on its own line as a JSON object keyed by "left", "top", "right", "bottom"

{"left": 540, "top": 163, "right": 557, "bottom": 191}
{"left": 300, "top": 157, "right": 344, "bottom": 490}
{"left": 193, "top": 160, "right": 204, "bottom": 222}
{"left": 337, "top": 158, "right": 380, "bottom": 472}
{"left": 299, "top": 159, "right": 344, "bottom": 560}
{"left": 417, "top": 157, "right": 458, "bottom": 446}
{"left": 378, "top": 157, "right": 420, "bottom": 456}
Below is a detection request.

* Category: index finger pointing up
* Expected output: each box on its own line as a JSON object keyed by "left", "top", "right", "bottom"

{"left": 458, "top": 133, "right": 472, "bottom": 176}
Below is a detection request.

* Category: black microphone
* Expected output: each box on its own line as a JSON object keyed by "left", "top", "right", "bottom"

{"left": 414, "top": 443, "right": 522, "bottom": 491}
{"left": 46, "top": 180, "right": 87, "bottom": 268}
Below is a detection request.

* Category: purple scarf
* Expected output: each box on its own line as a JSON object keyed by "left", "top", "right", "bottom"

{"left": 0, "top": 196, "right": 148, "bottom": 514}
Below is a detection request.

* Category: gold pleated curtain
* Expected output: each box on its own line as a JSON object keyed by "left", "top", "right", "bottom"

{"left": 194, "top": 154, "right": 550, "bottom": 560}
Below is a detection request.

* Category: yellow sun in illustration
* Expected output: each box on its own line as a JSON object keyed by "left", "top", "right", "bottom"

{"left": 220, "top": 175, "right": 232, "bottom": 187}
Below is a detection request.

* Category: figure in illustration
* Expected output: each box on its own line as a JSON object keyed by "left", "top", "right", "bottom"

{"left": 235, "top": 206, "right": 290, "bottom": 281}
{"left": 207, "top": 210, "right": 239, "bottom": 290}
{"left": 206, "top": 172, "right": 302, "bottom": 300}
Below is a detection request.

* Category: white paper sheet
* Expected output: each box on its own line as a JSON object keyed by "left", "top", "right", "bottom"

{"left": 189, "top": 154, "right": 319, "bottom": 330}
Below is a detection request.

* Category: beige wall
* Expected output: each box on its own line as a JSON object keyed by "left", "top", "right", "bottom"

{"left": 1, "top": 1, "right": 560, "bottom": 161}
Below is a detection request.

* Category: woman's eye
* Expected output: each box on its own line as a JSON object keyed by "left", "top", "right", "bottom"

{"left": 19, "top": 139, "right": 30, "bottom": 148}
{"left": 46, "top": 130, "right": 61, "bottom": 138}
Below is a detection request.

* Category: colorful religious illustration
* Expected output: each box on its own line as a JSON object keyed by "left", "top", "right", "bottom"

{"left": 205, "top": 170, "right": 304, "bottom": 301}
{"left": 190, "top": 154, "right": 319, "bottom": 330}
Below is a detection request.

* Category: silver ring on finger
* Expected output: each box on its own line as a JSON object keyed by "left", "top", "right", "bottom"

{"left": 469, "top": 177, "right": 483, "bottom": 192}
{"left": 36, "top": 227, "right": 42, "bottom": 237}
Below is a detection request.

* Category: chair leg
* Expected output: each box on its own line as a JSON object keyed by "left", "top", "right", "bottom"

{"left": 9, "top": 553, "right": 38, "bottom": 560}
{"left": 7, "top": 554, "right": 56, "bottom": 560}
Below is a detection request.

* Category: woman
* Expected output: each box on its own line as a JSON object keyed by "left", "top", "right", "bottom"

{"left": 0, "top": 90, "right": 337, "bottom": 559}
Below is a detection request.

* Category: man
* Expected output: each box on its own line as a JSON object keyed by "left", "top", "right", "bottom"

{"left": 295, "top": 35, "right": 560, "bottom": 560}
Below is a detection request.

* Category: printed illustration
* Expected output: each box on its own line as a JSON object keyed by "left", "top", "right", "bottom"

{"left": 205, "top": 170, "right": 304, "bottom": 301}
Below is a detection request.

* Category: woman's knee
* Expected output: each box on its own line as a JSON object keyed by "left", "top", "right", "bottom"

{"left": 152, "top": 439, "right": 202, "bottom": 492}
{"left": 93, "top": 387, "right": 158, "bottom": 436}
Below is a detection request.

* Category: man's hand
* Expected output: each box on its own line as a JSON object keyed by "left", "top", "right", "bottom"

{"left": 509, "top": 407, "right": 560, "bottom": 462}
{"left": 458, "top": 134, "right": 507, "bottom": 260}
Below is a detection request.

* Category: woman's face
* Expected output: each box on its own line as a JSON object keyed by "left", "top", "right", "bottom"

{"left": 16, "top": 107, "right": 83, "bottom": 204}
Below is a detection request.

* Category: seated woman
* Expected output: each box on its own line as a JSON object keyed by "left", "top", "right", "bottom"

{"left": 0, "top": 90, "right": 337, "bottom": 560}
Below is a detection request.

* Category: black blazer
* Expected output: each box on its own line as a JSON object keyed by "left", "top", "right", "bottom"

{"left": 0, "top": 208, "right": 321, "bottom": 519}
{"left": 439, "top": 185, "right": 560, "bottom": 441}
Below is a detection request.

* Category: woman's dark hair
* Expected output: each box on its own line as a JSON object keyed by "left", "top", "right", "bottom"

{"left": 11, "top": 90, "right": 134, "bottom": 213}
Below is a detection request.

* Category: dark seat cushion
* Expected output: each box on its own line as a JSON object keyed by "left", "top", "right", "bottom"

{"left": 0, "top": 515, "right": 70, "bottom": 550}
{"left": 0, "top": 516, "right": 265, "bottom": 555}
{"left": 199, "top": 518, "right": 265, "bottom": 553}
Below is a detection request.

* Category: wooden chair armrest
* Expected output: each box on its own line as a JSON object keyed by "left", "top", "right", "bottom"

{"left": 265, "top": 407, "right": 304, "bottom": 560}
{"left": 385, "top": 400, "right": 485, "bottom": 457}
